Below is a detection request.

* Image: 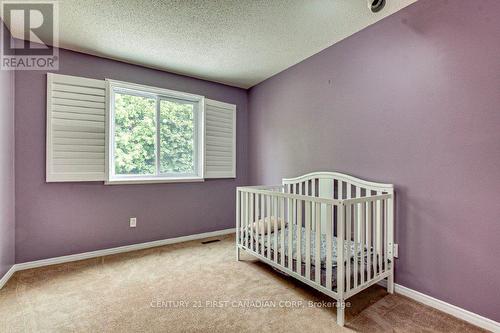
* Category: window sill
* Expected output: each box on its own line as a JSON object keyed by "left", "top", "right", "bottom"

{"left": 105, "top": 177, "right": 205, "bottom": 185}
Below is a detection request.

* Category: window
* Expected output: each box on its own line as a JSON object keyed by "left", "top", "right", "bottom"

{"left": 46, "top": 73, "right": 236, "bottom": 183}
{"left": 107, "top": 80, "right": 204, "bottom": 183}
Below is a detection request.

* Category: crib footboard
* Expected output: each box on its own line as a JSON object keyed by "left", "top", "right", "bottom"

{"left": 236, "top": 173, "right": 395, "bottom": 327}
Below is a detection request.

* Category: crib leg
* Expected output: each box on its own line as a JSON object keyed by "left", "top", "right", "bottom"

{"left": 387, "top": 271, "right": 394, "bottom": 294}
{"left": 336, "top": 300, "right": 345, "bottom": 327}
{"left": 236, "top": 246, "right": 241, "bottom": 261}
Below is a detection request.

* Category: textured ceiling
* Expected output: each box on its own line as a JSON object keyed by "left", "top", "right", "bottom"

{"left": 6, "top": 0, "right": 417, "bottom": 88}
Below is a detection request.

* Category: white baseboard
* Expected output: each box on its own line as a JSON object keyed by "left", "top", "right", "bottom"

{"left": 0, "top": 266, "right": 17, "bottom": 290}
{"left": 378, "top": 280, "right": 499, "bottom": 332}
{"left": 2, "top": 229, "right": 498, "bottom": 332}
{"left": 0, "top": 228, "right": 235, "bottom": 289}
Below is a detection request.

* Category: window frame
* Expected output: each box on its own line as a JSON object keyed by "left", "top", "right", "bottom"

{"left": 105, "top": 79, "right": 205, "bottom": 185}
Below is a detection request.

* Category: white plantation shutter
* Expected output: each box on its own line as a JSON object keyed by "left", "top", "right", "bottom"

{"left": 46, "top": 73, "right": 106, "bottom": 182}
{"left": 204, "top": 99, "right": 236, "bottom": 178}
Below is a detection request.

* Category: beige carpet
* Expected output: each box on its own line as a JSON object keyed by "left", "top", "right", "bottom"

{"left": 0, "top": 234, "right": 484, "bottom": 333}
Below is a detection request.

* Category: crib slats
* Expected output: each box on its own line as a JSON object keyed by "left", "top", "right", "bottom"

{"left": 244, "top": 192, "right": 249, "bottom": 249}
{"left": 250, "top": 193, "right": 254, "bottom": 252}
{"left": 373, "top": 202, "right": 377, "bottom": 276}
{"left": 356, "top": 187, "right": 362, "bottom": 285}
{"left": 256, "top": 193, "right": 260, "bottom": 252}
{"left": 337, "top": 203, "right": 345, "bottom": 294}
{"left": 267, "top": 194, "right": 271, "bottom": 260}
{"left": 311, "top": 179, "right": 316, "bottom": 232}
{"left": 371, "top": 200, "right": 376, "bottom": 276}
{"left": 376, "top": 192, "right": 383, "bottom": 275}
{"left": 241, "top": 191, "right": 245, "bottom": 248}
{"left": 388, "top": 196, "right": 394, "bottom": 267}
{"left": 261, "top": 193, "right": 266, "bottom": 255}
{"left": 346, "top": 203, "right": 352, "bottom": 292}
{"left": 252, "top": 193, "right": 262, "bottom": 253}
{"left": 360, "top": 200, "right": 366, "bottom": 285}
{"left": 305, "top": 201, "right": 311, "bottom": 280}
{"left": 280, "top": 196, "right": 285, "bottom": 266}
{"left": 296, "top": 198, "right": 302, "bottom": 275}
{"left": 326, "top": 204, "right": 333, "bottom": 290}
{"left": 236, "top": 190, "right": 240, "bottom": 246}
{"left": 260, "top": 194, "right": 269, "bottom": 257}
{"left": 366, "top": 200, "right": 372, "bottom": 281}
{"left": 355, "top": 186, "right": 364, "bottom": 284}
{"left": 273, "top": 195, "right": 278, "bottom": 263}
{"left": 284, "top": 185, "right": 289, "bottom": 267}
{"left": 314, "top": 202, "right": 321, "bottom": 284}
{"left": 384, "top": 198, "right": 388, "bottom": 272}
{"left": 288, "top": 195, "right": 294, "bottom": 269}
{"left": 353, "top": 200, "right": 359, "bottom": 288}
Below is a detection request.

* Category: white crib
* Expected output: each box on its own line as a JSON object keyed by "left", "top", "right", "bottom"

{"left": 236, "top": 172, "right": 395, "bottom": 327}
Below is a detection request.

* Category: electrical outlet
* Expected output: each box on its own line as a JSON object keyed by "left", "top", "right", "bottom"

{"left": 129, "top": 217, "right": 137, "bottom": 228}
{"left": 393, "top": 244, "right": 399, "bottom": 258}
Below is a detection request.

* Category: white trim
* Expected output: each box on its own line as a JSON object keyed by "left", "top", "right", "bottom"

{"left": 104, "top": 176, "right": 204, "bottom": 185}
{"left": 0, "top": 228, "right": 235, "bottom": 289}
{"left": 377, "top": 281, "right": 500, "bottom": 332}
{"left": 105, "top": 79, "right": 204, "bottom": 102}
{"left": 0, "top": 266, "right": 16, "bottom": 290}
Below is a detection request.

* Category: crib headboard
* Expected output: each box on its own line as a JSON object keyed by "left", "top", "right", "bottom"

{"left": 282, "top": 171, "right": 393, "bottom": 199}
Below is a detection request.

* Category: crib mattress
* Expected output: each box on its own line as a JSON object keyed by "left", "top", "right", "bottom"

{"left": 244, "top": 225, "right": 382, "bottom": 288}
{"left": 251, "top": 224, "right": 368, "bottom": 268}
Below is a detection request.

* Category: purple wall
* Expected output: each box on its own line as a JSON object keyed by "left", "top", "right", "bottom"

{"left": 248, "top": 0, "right": 500, "bottom": 322}
{"left": 15, "top": 48, "right": 248, "bottom": 263}
{"left": 0, "top": 24, "right": 15, "bottom": 279}
{"left": 8, "top": 0, "right": 500, "bottom": 322}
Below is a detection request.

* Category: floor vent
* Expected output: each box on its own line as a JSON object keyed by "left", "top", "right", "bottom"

{"left": 201, "top": 239, "right": 220, "bottom": 244}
